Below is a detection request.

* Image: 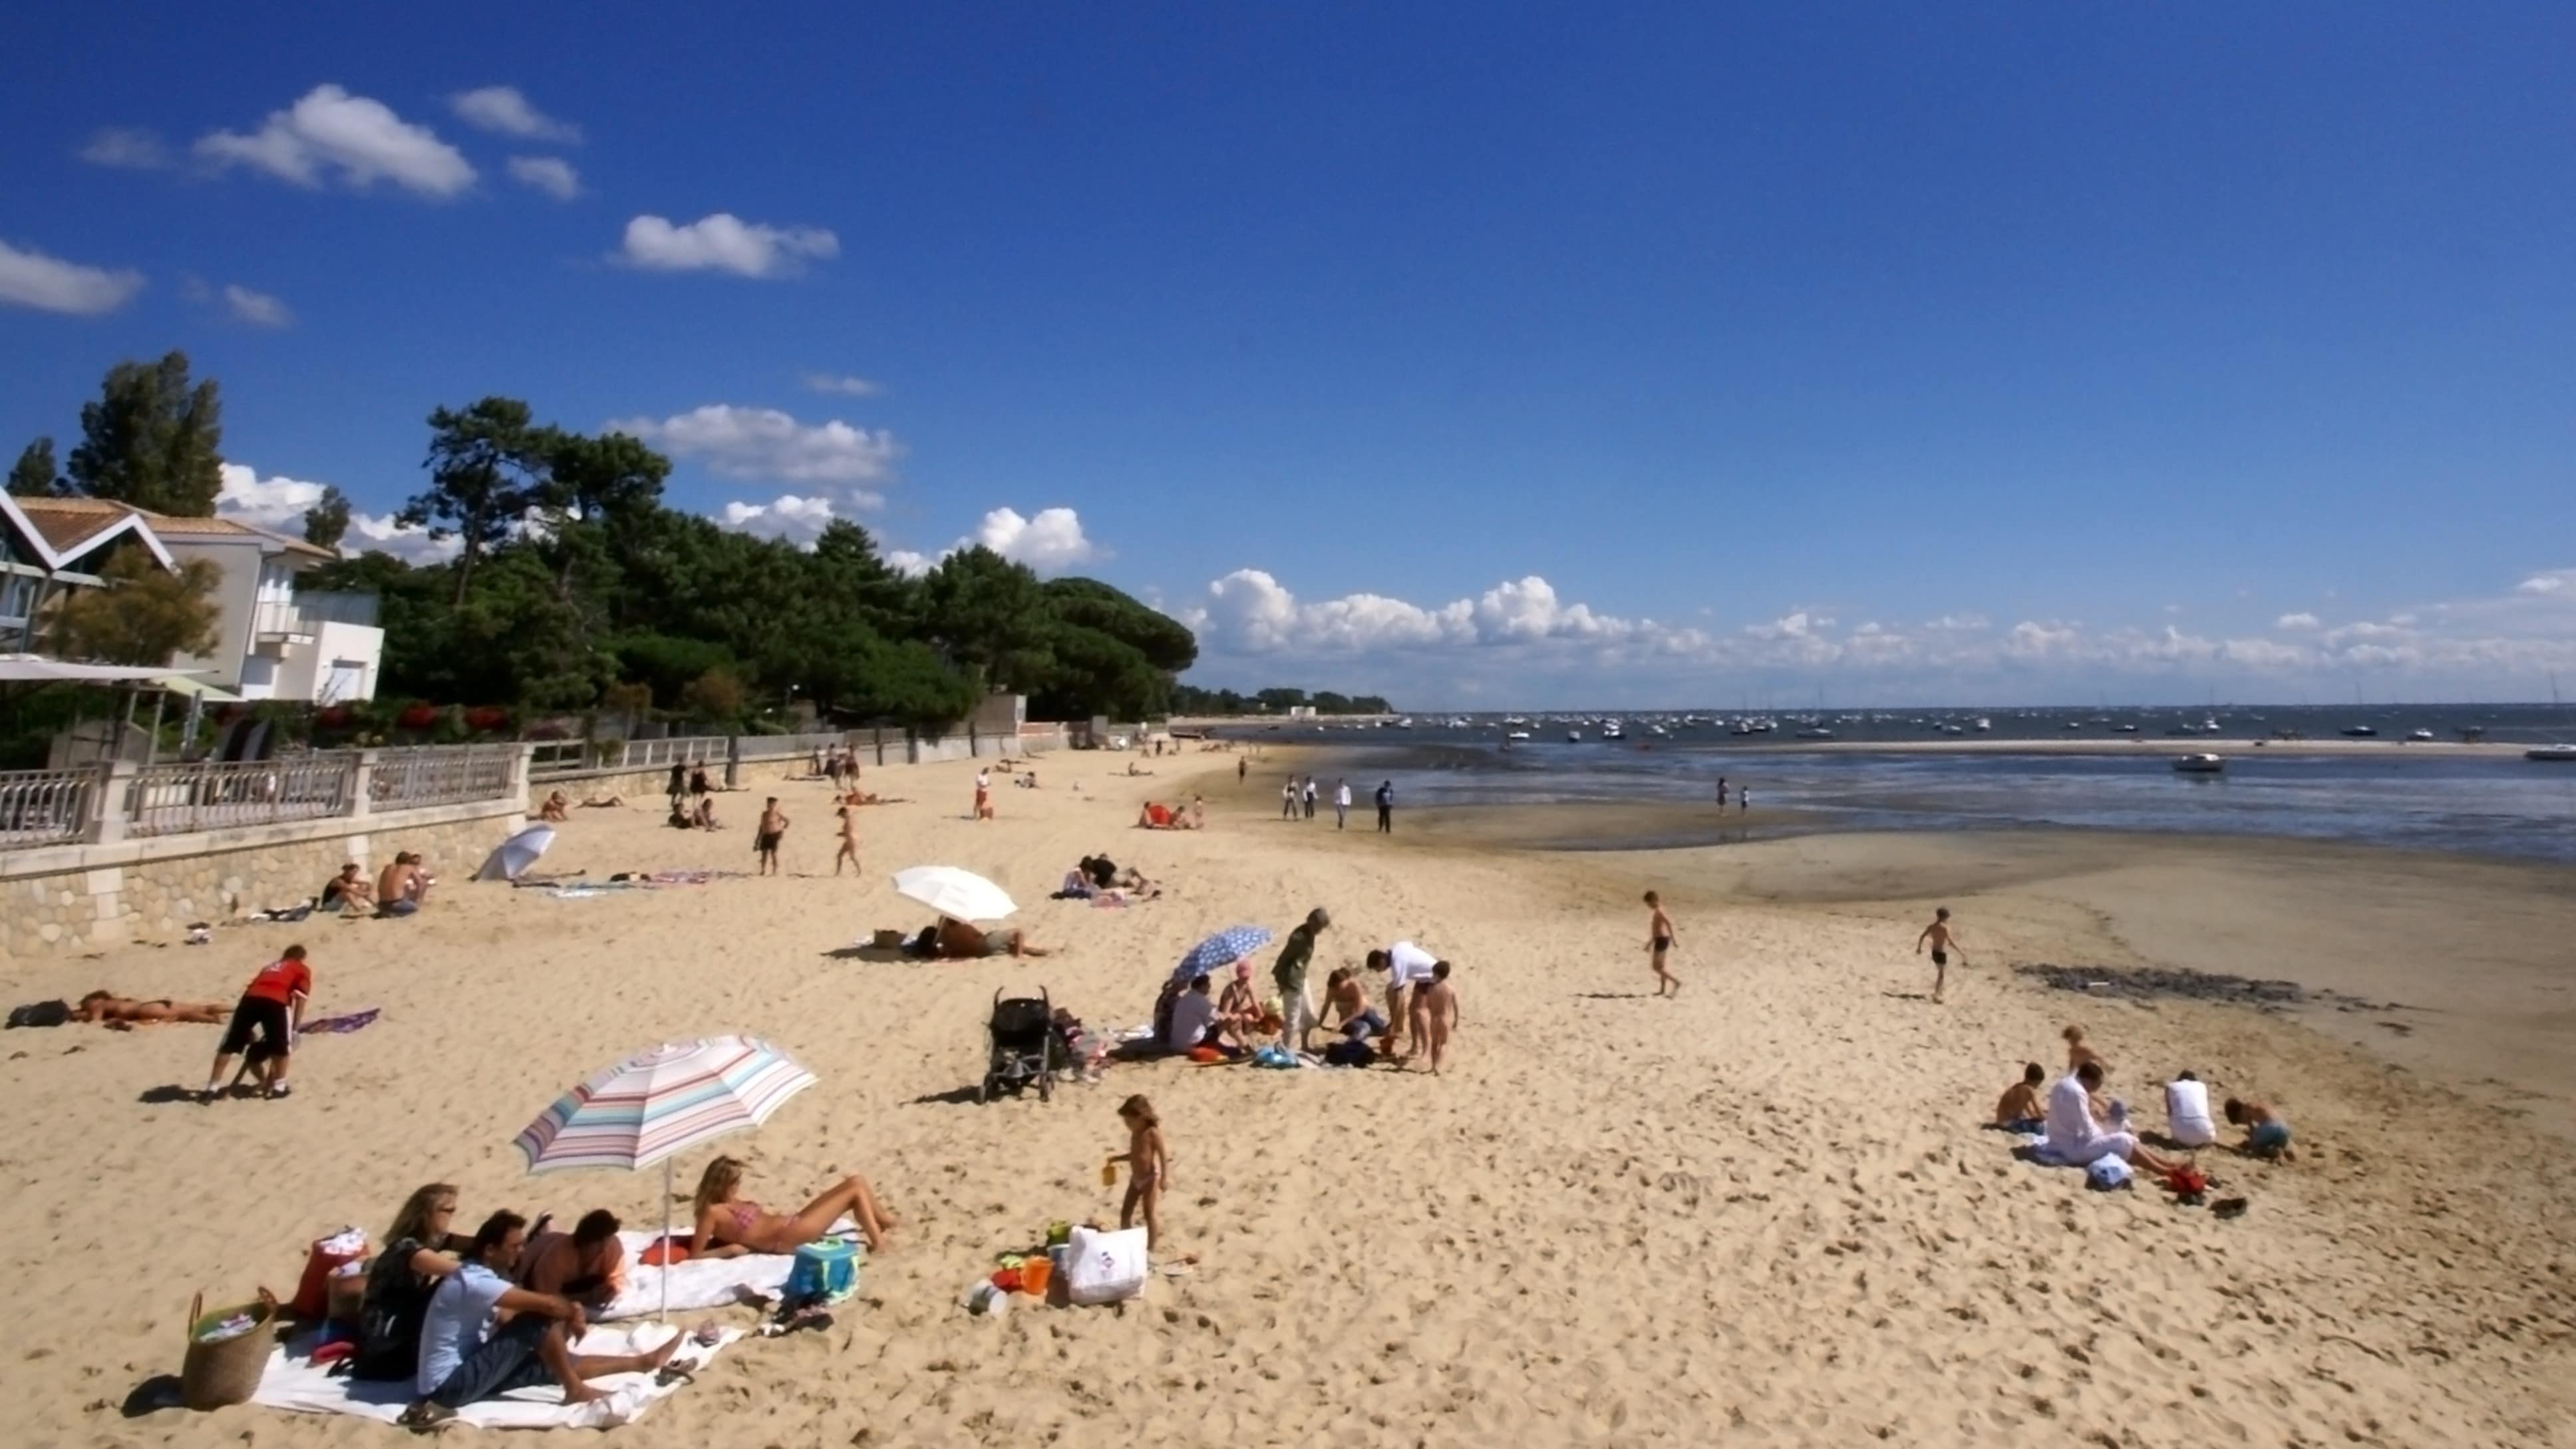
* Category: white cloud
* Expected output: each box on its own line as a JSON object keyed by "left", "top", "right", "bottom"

{"left": 0, "top": 239, "right": 145, "bottom": 315}
{"left": 2275, "top": 612, "right": 2321, "bottom": 630}
{"left": 1178, "top": 571, "right": 1708, "bottom": 657}
{"left": 615, "top": 214, "right": 837, "bottom": 279}
{"left": 224, "top": 283, "right": 291, "bottom": 327}
{"left": 449, "top": 86, "right": 581, "bottom": 144}
{"left": 196, "top": 84, "right": 475, "bottom": 198}
{"left": 506, "top": 156, "right": 581, "bottom": 200}
{"left": 2519, "top": 571, "right": 2570, "bottom": 595}
{"left": 804, "top": 373, "right": 881, "bottom": 397}
{"left": 79, "top": 127, "right": 168, "bottom": 169}
{"left": 973, "top": 507, "right": 1099, "bottom": 575}
{"left": 607, "top": 404, "right": 898, "bottom": 490}
{"left": 214, "top": 462, "right": 452, "bottom": 562}
{"left": 886, "top": 550, "right": 935, "bottom": 578}
{"left": 718, "top": 494, "right": 839, "bottom": 545}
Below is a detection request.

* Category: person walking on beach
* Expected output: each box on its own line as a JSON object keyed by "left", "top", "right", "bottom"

{"left": 1738, "top": 787, "right": 1748, "bottom": 814}
{"left": 1281, "top": 779, "right": 1297, "bottom": 820}
{"left": 754, "top": 798, "right": 788, "bottom": 876}
{"left": 1237, "top": 755, "right": 1248, "bottom": 785}
{"left": 202, "top": 944, "right": 311, "bottom": 1101}
{"left": 833, "top": 805, "right": 860, "bottom": 877}
{"left": 974, "top": 768, "right": 994, "bottom": 820}
{"left": 1334, "top": 778, "right": 1351, "bottom": 830}
{"left": 1272, "top": 908, "right": 1330, "bottom": 1056}
{"left": 1417, "top": 961, "right": 1460, "bottom": 1074}
{"left": 1645, "top": 891, "right": 1679, "bottom": 997}
{"left": 666, "top": 761, "right": 687, "bottom": 810}
{"left": 1716, "top": 776, "right": 1728, "bottom": 807}
{"left": 688, "top": 764, "right": 711, "bottom": 806}
{"left": 1375, "top": 780, "right": 1394, "bottom": 833}
{"left": 1303, "top": 776, "right": 1318, "bottom": 820}
{"left": 1915, "top": 906, "right": 1965, "bottom": 1004}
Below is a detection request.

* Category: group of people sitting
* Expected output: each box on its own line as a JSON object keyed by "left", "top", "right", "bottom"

{"left": 1153, "top": 917, "right": 1464, "bottom": 1074}
{"left": 809, "top": 747, "right": 867, "bottom": 789}
{"left": 319, "top": 856, "right": 434, "bottom": 918}
{"left": 666, "top": 795, "right": 723, "bottom": 830}
{"left": 1134, "top": 797, "right": 1205, "bottom": 830}
{"left": 356, "top": 1160, "right": 897, "bottom": 1426}
{"left": 1056, "top": 854, "right": 1162, "bottom": 902}
{"left": 1993, "top": 1023, "right": 2299, "bottom": 1179}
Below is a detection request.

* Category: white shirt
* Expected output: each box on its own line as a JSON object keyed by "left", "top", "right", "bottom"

{"left": 2165, "top": 1079, "right": 2216, "bottom": 1146}
{"left": 1386, "top": 941, "right": 1437, "bottom": 988}
{"left": 1168, "top": 990, "right": 1217, "bottom": 1049}
{"left": 975, "top": 771, "right": 989, "bottom": 789}
{"left": 1335, "top": 785, "right": 1352, "bottom": 806}
{"left": 2042, "top": 1074, "right": 2100, "bottom": 1158}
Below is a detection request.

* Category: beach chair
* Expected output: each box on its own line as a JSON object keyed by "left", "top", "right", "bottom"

{"left": 983, "top": 989, "right": 1061, "bottom": 1103}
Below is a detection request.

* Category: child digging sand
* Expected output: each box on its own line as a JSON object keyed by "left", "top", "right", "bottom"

{"left": 1994, "top": 1062, "right": 2046, "bottom": 1131}
{"left": 1109, "top": 1095, "right": 1170, "bottom": 1245}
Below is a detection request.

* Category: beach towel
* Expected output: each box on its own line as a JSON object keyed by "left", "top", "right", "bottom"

{"left": 250, "top": 1323, "right": 740, "bottom": 1430}
{"left": 299, "top": 1009, "right": 380, "bottom": 1036}
{"left": 593, "top": 1226, "right": 853, "bottom": 1321}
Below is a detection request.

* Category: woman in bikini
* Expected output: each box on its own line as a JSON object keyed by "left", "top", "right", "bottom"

{"left": 690, "top": 1156, "right": 896, "bottom": 1254}
{"left": 73, "top": 991, "right": 230, "bottom": 1027}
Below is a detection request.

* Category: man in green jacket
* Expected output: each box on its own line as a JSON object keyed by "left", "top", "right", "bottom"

{"left": 1271, "top": 907, "right": 1331, "bottom": 1056}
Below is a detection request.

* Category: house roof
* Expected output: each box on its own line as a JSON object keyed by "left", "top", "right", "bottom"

{"left": 6, "top": 494, "right": 337, "bottom": 567}
{"left": 1, "top": 494, "right": 179, "bottom": 573}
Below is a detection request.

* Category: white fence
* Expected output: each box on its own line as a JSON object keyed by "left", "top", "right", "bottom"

{"left": 0, "top": 768, "right": 98, "bottom": 849}
{"left": 1, "top": 742, "right": 526, "bottom": 852}
{"left": 128, "top": 755, "right": 357, "bottom": 838}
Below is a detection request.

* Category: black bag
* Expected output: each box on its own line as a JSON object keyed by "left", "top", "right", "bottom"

{"left": 1322, "top": 1039, "right": 1377, "bottom": 1068}
{"left": 5, "top": 1000, "right": 70, "bottom": 1029}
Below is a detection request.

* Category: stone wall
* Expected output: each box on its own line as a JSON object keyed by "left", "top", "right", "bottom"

{"left": 1, "top": 799, "right": 524, "bottom": 959}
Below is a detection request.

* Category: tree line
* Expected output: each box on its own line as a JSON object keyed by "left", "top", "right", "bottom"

{"left": 1168, "top": 685, "right": 1397, "bottom": 715}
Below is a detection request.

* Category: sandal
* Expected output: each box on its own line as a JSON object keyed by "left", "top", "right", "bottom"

{"left": 2210, "top": 1196, "right": 2249, "bottom": 1219}
{"left": 397, "top": 1400, "right": 456, "bottom": 1431}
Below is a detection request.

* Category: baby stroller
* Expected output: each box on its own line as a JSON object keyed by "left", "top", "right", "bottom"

{"left": 982, "top": 989, "right": 1062, "bottom": 1103}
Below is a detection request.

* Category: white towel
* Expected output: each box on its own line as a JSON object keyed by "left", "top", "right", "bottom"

{"left": 251, "top": 1323, "right": 738, "bottom": 1430}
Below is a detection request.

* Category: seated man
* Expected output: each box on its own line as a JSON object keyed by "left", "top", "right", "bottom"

{"left": 401, "top": 1210, "right": 677, "bottom": 1428}
{"left": 1318, "top": 967, "right": 1387, "bottom": 1040}
{"left": 932, "top": 916, "right": 1052, "bottom": 959}
{"left": 73, "top": 991, "right": 230, "bottom": 1028}
{"left": 538, "top": 792, "right": 569, "bottom": 822}
{"left": 320, "top": 862, "right": 373, "bottom": 913}
{"left": 1165, "top": 973, "right": 1222, "bottom": 1052}
{"left": 2038, "top": 1062, "right": 2186, "bottom": 1174}
{"left": 515, "top": 1209, "right": 627, "bottom": 1308}
{"left": 376, "top": 856, "right": 420, "bottom": 917}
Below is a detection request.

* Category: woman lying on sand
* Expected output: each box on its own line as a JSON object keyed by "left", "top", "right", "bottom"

{"left": 931, "top": 917, "right": 1054, "bottom": 959}
{"left": 72, "top": 992, "right": 231, "bottom": 1027}
{"left": 691, "top": 1156, "right": 896, "bottom": 1253}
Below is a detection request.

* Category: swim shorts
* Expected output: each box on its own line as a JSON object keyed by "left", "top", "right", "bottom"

{"left": 755, "top": 831, "right": 781, "bottom": 853}
{"left": 220, "top": 995, "right": 291, "bottom": 1057}
{"left": 1931, "top": 949, "right": 1948, "bottom": 966}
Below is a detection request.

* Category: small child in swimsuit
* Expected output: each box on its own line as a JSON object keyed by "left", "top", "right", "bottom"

{"left": 1994, "top": 1062, "right": 2046, "bottom": 1131}
{"left": 2224, "top": 1097, "right": 2296, "bottom": 1162}
{"left": 1916, "top": 907, "right": 1963, "bottom": 1004}
{"left": 1644, "top": 890, "right": 1678, "bottom": 998}
{"left": 1110, "top": 1094, "right": 1169, "bottom": 1245}
{"left": 1418, "top": 961, "right": 1460, "bottom": 1075}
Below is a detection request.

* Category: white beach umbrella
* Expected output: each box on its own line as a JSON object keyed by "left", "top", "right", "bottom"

{"left": 513, "top": 1036, "right": 818, "bottom": 1321}
{"left": 890, "top": 865, "right": 1017, "bottom": 922}
{"left": 476, "top": 824, "right": 556, "bottom": 882}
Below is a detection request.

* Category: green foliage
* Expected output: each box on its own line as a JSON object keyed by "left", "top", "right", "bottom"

{"left": 63, "top": 352, "right": 225, "bottom": 516}
{"left": 9, "top": 437, "right": 59, "bottom": 495}
{"left": 1170, "top": 683, "right": 1393, "bottom": 715}
{"left": 403, "top": 397, "right": 550, "bottom": 602}
{"left": 679, "top": 667, "right": 744, "bottom": 722}
{"left": 613, "top": 633, "right": 737, "bottom": 709}
{"left": 921, "top": 546, "right": 1054, "bottom": 692}
{"left": 45, "top": 547, "right": 222, "bottom": 664}
{"left": 303, "top": 485, "right": 351, "bottom": 550}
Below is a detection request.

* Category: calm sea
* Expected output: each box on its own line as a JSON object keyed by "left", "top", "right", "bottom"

{"left": 1234, "top": 704, "right": 2576, "bottom": 865}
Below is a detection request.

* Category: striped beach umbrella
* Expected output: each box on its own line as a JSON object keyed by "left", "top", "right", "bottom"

{"left": 1172, "top": 925, "right": 1274, "bottom": 982}
{"left": 514, "top": 1037, "right": 818, "bottom": 1320}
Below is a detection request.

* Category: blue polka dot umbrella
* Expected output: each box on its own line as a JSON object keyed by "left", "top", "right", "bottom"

{"left": 1173, "top": 925, "right": 1275, "bottom": 982}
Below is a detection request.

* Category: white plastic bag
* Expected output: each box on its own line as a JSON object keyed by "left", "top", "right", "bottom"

{"left": 1062, "top": 1225, "right": 1149, "bottom": 1305}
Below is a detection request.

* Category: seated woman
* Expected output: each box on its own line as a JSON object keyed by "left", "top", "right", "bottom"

{"left": 931, "top": 916, "right": 1053, "bottom": 959}
{"left": 73, "top": 991, "right": 230, "bottom": 1028}
{"left": 667, "top": 802, "right": 695, "bottom": 829}
{"left": 1217, "top": 961, "right": 1270, "bottom": 1039}
{"left": 691, "top": 1155, "right": 895, "bottom": 1253}
{"left": 537, "top": 791, "right": 569, "bottom": 822}
{"left": 320, "top": 862, "right": 373, "bottom": 913}
{"left": 1137, "top": 802, "right": 1175, "bottom": 829}
{"left": 692, "top": 796, "right": 721, "bottom": 830}
{"left": 351, "top": 1183, "right": 471, "bottom": 1382}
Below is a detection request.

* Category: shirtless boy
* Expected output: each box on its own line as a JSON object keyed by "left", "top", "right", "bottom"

{"left": 754, "top": 798, "right": 788, "bottom": 876}
{"left": 1644, "top": 890, "right": 1679, "bottom": 997}
{"left": 833, "top": 805, "right": 860, "bottom": 877}
{"left": 1416, "top": 961, "right": 1460, "bottom": 1074}
{"left": 1994, "top": 1062, "right": 2046, "bottom": 1129}
{"left": 2224, "top": 1097, "right": 2297, "bottom": 1162}
{"left": 1915, "top": 906, "right": 1965, "bottom": 1003}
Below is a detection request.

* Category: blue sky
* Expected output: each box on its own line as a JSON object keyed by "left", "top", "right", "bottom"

{"left": 4, "top": 3, "right": 2572, "bottom": 706}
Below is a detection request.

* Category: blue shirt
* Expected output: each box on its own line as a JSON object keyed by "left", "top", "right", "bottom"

{"left": 414, "top": 1261, "right": 512, "bottom": 1394}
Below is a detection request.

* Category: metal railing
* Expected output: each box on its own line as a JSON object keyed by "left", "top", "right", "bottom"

{"left": 127, "top": 754, "right": 358, "bottom": 838}
{"left": 734, "top": 730, "right": 850, "bottom": 762}
{"left": 0, "top": 767, "right": 98, "bottom": 849}
{"left": 371, "top": 744, "right": 518, "bottom": 810}
{"left": 251, "top": 600, "right": 313, "bottom": 639}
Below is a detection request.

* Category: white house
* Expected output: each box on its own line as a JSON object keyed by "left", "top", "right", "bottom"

{"left": 7, "top": 496, "right": 385, "bottom": 703}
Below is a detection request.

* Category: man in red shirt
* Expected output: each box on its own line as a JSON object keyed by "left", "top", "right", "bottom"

{"left": 202, "top": 944, "right": 312, "bottom": 1101}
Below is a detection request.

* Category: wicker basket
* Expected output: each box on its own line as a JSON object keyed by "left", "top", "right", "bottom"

{"left": 180, "top": 1287, "right": 277, "bottom": 1410}
{"left": 872, "top": 929, "right": 905, "bottom": 949}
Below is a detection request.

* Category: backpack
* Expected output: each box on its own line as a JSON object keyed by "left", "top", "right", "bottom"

{"left": 1322, "top": 1039, "right": 1377, "bottom": 1068}
{"left": 5, "top": 1000, "right": 71, "bottom": 1029}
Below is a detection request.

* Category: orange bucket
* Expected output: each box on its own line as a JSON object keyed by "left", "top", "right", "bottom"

{"left": 1019, "top": 1255, "right": 1052, "bottom": 1296}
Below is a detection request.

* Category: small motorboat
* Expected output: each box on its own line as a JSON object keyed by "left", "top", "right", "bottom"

{"left": 1506, "top": 730, "right": 1531, "bottom": 742}
{"left": 2340, "top": 724, "right": 2378, "bottom": 738}
{"left": 2527, "top": 744, "right": 2576, "bottom": 762}
{"left": 1795, "top": 727, "right": 1834, "bottom": 740}
{"left": 2172, "top": 753, "right": 2226, "bottom": 774}
{"left": 2408, "top": 729, "right": 2436, "bottom": 742}
{"left": 1973, "top": 718, "right": 1992, "bottom": 732}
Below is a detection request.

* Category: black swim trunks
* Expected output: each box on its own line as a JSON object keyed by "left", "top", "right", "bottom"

{"left": 219, "top": 994, "right": 290, "bottom": 1057}
{"left": 755, "top": 831, "right": 782, "bottom": 854}
{"left": 1653, "top": 935, "right": 1673, "bottom": 952}
{"left": 1931, "top": 949, "right": 1948, "bottom": 967}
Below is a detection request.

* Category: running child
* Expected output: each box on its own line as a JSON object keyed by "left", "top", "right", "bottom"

{"left": 1915, "top": 906, "right": 1965, "bottom": 1003}
{"left": 1109, "top": 1095, "right": 1170, "bottom": 1245}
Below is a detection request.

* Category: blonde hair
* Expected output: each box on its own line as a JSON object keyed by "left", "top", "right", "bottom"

{"left": 2062, "top": 1024, "right": 2086, "bottom": 1043}
{"left": 1117, "top": 1094, "right": 1158, "bottom": 1128}
{"left": 388, "top": 1182, "right": 460, "bottom": 1246}
{"left": 693, "top": 1156, "right": 745, "bottom": 1222}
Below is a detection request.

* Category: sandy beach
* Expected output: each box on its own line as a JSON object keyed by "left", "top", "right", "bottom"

{"left": 5, "top": 745, "right": 2573, "bottom": 1448}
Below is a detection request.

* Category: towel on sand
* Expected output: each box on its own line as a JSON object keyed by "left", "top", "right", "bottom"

{"left": 251, "top": 1323, "right": 739, "bottom": 1430}
{"left": 594, "top": 1225, "right": 854, "bottom": 1321}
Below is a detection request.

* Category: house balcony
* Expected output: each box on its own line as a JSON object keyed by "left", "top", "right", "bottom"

{"left": 251, "top": 591, "right": 378, "bottom": 655}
